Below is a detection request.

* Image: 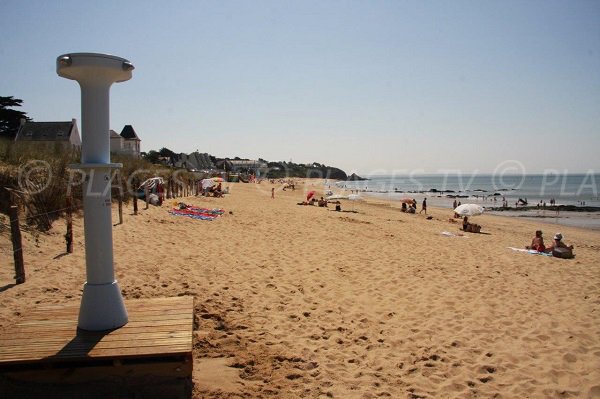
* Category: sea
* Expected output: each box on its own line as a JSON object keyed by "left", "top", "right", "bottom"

{"left": 326, "top": 173, "right": 600, "bottom": 229}
{"left": 329, "top": 172, "right": 600, "bottom": 207}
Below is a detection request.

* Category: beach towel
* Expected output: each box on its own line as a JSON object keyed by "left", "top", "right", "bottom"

{"left": 441, "top": 231, "right": 468, "bottom": 238}
{"left": 169, "top": 206, "right": 225, "bottom": 221}
{"left": 507, "top": 247, "right": 552, "bottom": 256}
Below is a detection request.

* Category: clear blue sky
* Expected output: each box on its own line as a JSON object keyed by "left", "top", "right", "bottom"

{"left": 1, "top": 0, "right": 599, "bottom": 175}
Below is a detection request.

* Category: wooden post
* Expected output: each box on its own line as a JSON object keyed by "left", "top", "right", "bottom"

{"left": 145, "top": 184, "right": 149, "bottom": 210}
{"left": 66, "top": 195, "right": 73, "bottom": 253}
{"left": 132, "top": 178, "right": 138, "bottom": 215}
{"left": 9, "top": 205, "right": 25, "bottom": 284}
{"left": 117, "top": 190, "right": 123, "bottom": 224}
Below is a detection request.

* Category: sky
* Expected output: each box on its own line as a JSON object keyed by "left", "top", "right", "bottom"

{"left": 1, "top": 0, "right": 599, "bottom": 175}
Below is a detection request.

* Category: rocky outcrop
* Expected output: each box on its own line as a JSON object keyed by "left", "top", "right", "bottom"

{"left": 347, "top": 173, "right": 368, "bottom": 181}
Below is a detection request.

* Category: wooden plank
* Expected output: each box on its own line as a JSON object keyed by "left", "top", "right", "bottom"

{"left": 0, "top": 332, "right": 191, "bottom": 348}
{"left": 24, "top": 305, "right": 194, "bottom": 317}
{"left": 29, "top": 295, "right": 193, "bottom": 310}
{"left": 14, "top": 319, "right": 191, "bottom": 332}
{"left": 17, "top": 309, "right": 192, "bottom": 324}
{"left": 0, "top": 347, "right": 191, "bottom": 363}
{"left": 0, "top": 331, "right": 192, "bottom": 353}
{"left": 0, "top": 331, "right": 191, "bottom": 350}
{"left": 27, "top": 297, "right": 193, "bottom": 315}
{"left": 16, "top": 311, "right": 193, "bottom": 325}
{"left": 0, "top": 324, "right": 190, "bottom": 341}
{"left": 15, "top": 315, "right": 191, "bottom": 328}
{"left": 0, "top": 342, "right": 192, "bottom": 356}
{"left": 0, "top": 341, "right": 193, "bottom": 360}
{"left": 0, "top": 297, "right": 194, "bottom": 369}
{"left": 0, "top": 346, "right": 192, "bottom": 365}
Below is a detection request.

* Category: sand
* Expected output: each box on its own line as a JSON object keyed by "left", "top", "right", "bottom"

{"left": 1, "top": 179, "right": 600, "bottom": 398}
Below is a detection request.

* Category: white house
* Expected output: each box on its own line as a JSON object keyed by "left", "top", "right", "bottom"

{"left": 110, "top": 125, "right": 141, "bottom": 158}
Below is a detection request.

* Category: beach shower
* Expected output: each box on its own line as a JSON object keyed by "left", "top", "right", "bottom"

{"left": 57, "top": 53, "right": 133, "bottom": 331}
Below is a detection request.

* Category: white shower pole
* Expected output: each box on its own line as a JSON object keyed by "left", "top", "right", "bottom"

{"left": 57, "top": 53, "right": 134, "bottom": 331}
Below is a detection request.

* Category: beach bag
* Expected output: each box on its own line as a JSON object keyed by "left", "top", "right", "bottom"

{"left": 552, "top": 247, "right": 573, "bottom": 259}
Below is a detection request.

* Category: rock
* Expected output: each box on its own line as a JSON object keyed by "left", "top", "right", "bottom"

{"left": 347, "top": 173, "right": 368, "bottom": 181}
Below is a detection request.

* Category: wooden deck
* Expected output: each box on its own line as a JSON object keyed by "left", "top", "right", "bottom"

{"left": 0, "top": 296, "right": 194, "bottom": 386}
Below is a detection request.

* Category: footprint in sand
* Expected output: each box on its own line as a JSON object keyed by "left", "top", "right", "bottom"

{"left": 562, "top": 353, "right": 577, "bottom": 363}
{"left": 588, "top": 385, "right": 600, "bottom": 398}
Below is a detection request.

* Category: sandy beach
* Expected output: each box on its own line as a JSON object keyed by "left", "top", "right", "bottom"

{"left": 1, "top": 179, "right": 600, "bottom": 398}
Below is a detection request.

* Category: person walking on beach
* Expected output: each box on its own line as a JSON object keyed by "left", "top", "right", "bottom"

{"left": 271, "top": 187, "right": 275, "bottom": 199}
{"left": 419, "top": 198, "right": 427, "bottom": 214}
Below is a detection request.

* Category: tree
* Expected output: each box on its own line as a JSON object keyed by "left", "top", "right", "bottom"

{"left": 142, "top": 150, "right": 160, "bottom": 164}
{"left": 159, "top": 147, "right": 175, "bottom": 158}
{"left": 0, "top": 96, "right": 31, "bottom": 139}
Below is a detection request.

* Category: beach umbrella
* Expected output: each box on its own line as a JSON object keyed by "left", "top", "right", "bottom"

{"left": 201, "top": 179, "right": 215, "bottom": 189}
{"left": 400, "top": 198, "right": 414, "bottom": 204}
{"left": 454, "top": 203, "right": 484, "bottom": 216}
{"left": 307, "top": 191, "right": 316, "bottom": 201}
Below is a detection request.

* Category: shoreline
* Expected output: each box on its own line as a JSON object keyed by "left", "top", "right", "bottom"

{"left": 351, "top": 190, "right": 600, "bottom": 231}
{"left": 486, "top": 210, "right": 600, "bottom": 231}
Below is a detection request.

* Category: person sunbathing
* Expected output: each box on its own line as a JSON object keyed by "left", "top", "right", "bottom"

{"left": 526, "top": 230, "right": 545, "bottom": 252}
{"left": 545, "top": 233, "right": 574, "bottom": 258}
{"left": 462, "top": 216, "right": 481, "bottom": 233}
{"left": 213, "top": 183, "right": 223, "bottom": 197}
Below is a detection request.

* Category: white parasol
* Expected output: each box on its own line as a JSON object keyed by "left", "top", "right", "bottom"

{"left": 454, "top": 203, "right": 484, "bottom": 216}
{"left": 201, "top": 179, "right": 215, "bottom": 189}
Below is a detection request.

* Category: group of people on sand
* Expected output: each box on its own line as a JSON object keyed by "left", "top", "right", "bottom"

{"left": 297, "top": 197, "right": 342, "bottom": 211}
{"left": 401, "top": 198, "right": 427, "bottom": 214}
{"left": 203, "top": 182, "right": 224, "bottom": 198}
{"left": 401, "top": 202, "right": 416, "bottom": 213}
{"left": 526, "top": 230, "right": 574, "bottom": 258}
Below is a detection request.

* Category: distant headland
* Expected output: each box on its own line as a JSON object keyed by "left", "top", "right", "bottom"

{"left": 142, "top": 148, "right": 349, "bottom": 180}
{"left": 346, "top": 173, "right": 368, "bottom": 181}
